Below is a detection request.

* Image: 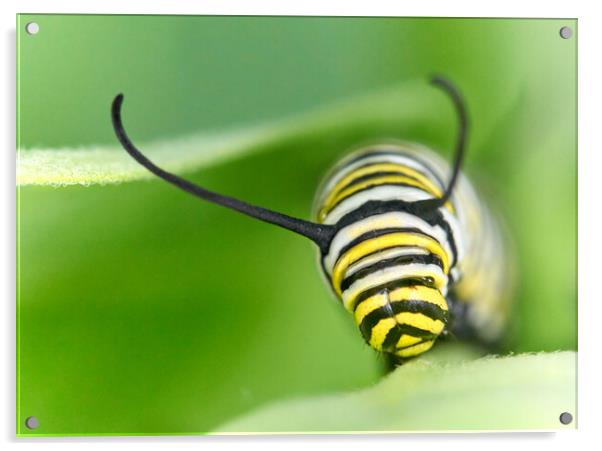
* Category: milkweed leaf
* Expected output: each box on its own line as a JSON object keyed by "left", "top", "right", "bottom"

{"left": 215, "top": 350, "right": 576, "bottom": 433}
{"left": 17, "top": 80, "right": 508, "bottom": 187}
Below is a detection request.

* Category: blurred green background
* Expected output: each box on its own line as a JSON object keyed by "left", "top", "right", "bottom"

{"left": 17, "top": 15, "right": 576, "bottom": 435}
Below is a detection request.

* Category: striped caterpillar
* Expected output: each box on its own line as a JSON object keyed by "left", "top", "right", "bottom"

{"left": 111, "top": 76, "right": 511, "bottom": 366}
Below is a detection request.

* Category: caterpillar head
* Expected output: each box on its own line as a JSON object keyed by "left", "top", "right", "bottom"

{"left": 352, "top": 284, "right": 449, "bottom": 359}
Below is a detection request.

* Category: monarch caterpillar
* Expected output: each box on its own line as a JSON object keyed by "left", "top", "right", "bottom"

{"left": 111, "top": 76, "right": 512, "bottom": 367}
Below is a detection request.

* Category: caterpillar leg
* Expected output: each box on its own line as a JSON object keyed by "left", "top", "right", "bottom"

{"left": 382, "top": 353, "right": 397, "bottom": 375}
{"left": 381, "top": 352, "right": 411, "bottom": 374}
{"left": 445, "top": 292, "right": 504, "bottom": 353}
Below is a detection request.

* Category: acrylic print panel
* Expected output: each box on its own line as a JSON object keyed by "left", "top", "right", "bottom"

{"left": 16, "top": 15, "right": 577, "bottom": 436}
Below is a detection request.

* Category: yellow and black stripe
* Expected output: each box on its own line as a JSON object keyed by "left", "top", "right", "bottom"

{"left": 314, "top": 145, "right": 511, "bottom": 360}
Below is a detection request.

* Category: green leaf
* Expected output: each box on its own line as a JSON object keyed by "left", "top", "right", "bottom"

{"left": 215, "top": 348, "right": 576, "bottom": 432}
{"left": 17, "top": 80, "right": 503, "bottom": 187}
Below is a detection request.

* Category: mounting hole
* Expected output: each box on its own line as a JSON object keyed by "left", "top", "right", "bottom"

{"left": 559, "top": 26, "right": 573, "bottom": 39}
{"left": 25, "top": 416, "right": 39, "bottom": 430}
{"left": 25, "top": 22, "right": 40, "bottom": 35}
{"left": 559, "top": 411, "right": 573, "bottom": 425}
